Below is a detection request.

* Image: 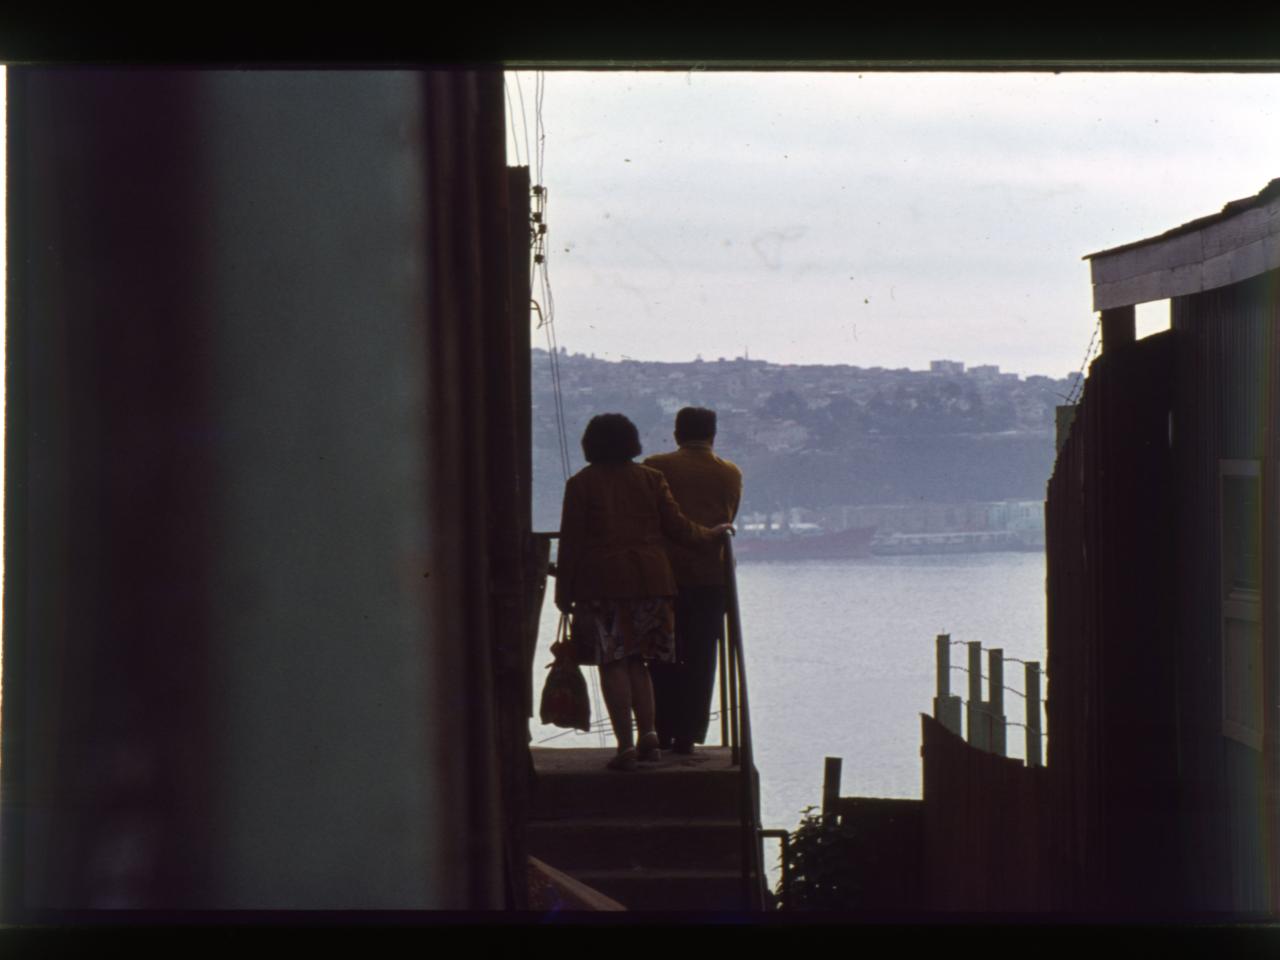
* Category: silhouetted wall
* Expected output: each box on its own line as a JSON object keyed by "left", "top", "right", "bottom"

{"left": 1046, "top": 285, "right": 1278, "bottom": 915}
{"left": 1045, "top": 333, "right": 1182, "bottom": 915}
{"left": 1168, "top": 273, "right": 1278, "bottom": 913}
{"left": 4, "top": 68, "right": 518, "bottom": 913}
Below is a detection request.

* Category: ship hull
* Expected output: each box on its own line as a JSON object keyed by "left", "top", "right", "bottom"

{"left": 733, "top": 526, "right": 876, "bottom": 562}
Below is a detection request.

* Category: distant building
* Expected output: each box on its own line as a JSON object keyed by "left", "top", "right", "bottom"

{"left": 929, "top": 360, "right": 965, "bottom": 375}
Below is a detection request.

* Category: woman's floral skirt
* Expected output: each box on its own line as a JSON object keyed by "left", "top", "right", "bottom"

{"left": 578, "top": 597, "right": 676, "bottom": 663}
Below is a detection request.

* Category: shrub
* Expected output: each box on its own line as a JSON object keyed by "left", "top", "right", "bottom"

{"left": 775, "top": 806, "right": 865, "bottom": 911}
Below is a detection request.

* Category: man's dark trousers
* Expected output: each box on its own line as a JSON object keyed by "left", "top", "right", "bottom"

{"left": 652, "top": 585, "right": 726, "bottom": 747}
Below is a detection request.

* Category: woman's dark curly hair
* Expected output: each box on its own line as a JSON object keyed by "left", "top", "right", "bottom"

{"left": 581, "top": 413, "right": 642, "bottom": 464}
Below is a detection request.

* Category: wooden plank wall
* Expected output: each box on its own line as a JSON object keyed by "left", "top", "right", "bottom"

{"left": 920, "top": 715, "right": 1054, "bottom": 912}
{"left": 1171, "top": 271, "right": 1278, "bottom": 913}
{"left": 1090, "top": 195, "right": 1280, "bottom": 311}
{"left": 1045, "top": 331, "right": 1187, "bottom": 915}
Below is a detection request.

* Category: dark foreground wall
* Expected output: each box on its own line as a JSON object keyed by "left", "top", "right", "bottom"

{"left": 1169, "top": 273, "right": 1279, "bottom": 913}
{"left": 4, "top": 69, "right": 518, "bottom": 912}
{"left": 1046, "top": 306, "right": 1277, "bottom": 916}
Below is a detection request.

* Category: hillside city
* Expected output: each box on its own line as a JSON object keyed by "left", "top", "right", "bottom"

{"left": 533, "top": 348, "right": 1081, "bottom": 546}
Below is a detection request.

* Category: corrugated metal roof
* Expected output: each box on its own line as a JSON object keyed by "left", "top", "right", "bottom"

{"left": 1084, "top": 177, "right": 1280, "bottom": 261}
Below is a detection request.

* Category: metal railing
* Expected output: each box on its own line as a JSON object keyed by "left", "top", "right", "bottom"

{"left": 719, "top": 533, "right": 770, "bottom": 911}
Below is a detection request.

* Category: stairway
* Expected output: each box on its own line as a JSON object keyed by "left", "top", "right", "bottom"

{"left": 528, "top": 746, "right": 755, "bottom": 912}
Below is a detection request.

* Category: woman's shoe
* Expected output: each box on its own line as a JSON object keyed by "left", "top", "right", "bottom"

{"left": 606, "top": 748, "right": 638, "bottom": 772}
{"left": 637, "top": 732, "right": 662, "bottom": 762}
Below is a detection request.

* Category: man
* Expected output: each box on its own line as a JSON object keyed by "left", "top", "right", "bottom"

{"left": 644, "top": 407, "right": 743, "bottom": 755}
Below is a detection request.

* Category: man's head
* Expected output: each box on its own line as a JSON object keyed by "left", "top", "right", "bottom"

{"left": 674, "top": 406, "right": 717, "bottom": 446}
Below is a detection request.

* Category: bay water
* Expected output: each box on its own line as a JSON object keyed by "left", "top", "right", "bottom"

{"left": 531, "top": 551, "right": 1048, "bottom": 866}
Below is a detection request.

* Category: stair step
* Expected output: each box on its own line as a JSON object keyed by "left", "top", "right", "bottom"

{"left": 566, "top": 867, "right": 750, "bottom": 913}
{"left": 531, "top": 747, "right": 744, "bottom": 819}
{"left": 527, "top": 817, "right": 744, "bottom": 871}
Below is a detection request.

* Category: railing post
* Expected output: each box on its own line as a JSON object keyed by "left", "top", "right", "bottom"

{"left": 1025, "top": 661, "right": 1043, "bottom": 767}
{"left": 721, "top": 535, "right": 742, "bottom": 767}
{"left": 936, "top": 634, "right": 949, "bottom": 699}
{"left": 822, "top": 757, "right": 842, "bottom": 824}
{"left": 989, "top": 648, "right": 1006, "bottom": 757}
{"left": 718, "top": 618, "right": 729, "bottom": 747}
{"left": 727, "top": 632, "right": 740, "bottom": 766}
{"left": 934, "top": 633, "right": 962, "bottom": 736}
{"left": 720, "top": 533, "right": 766, "bottom": 910}
{"left": 759, "top": 829, "right": 790, "bottom": 911}
{"left": 721, "top": 619, "right": 732, "bottom": 747}
{"left": 966, "top": 641, "right": 986, "bottom": 750}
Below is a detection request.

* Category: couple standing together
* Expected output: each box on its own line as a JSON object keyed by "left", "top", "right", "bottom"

{"left": 555, "top": 407, "right": 743, "bottom": 771}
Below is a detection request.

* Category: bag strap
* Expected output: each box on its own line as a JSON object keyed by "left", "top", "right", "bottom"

{"left": 549, "top": 612, "right": 571, "bottom": 664}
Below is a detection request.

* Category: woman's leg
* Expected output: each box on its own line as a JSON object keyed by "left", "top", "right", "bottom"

{"left": 628, "top": 656, "right": 657, "bottom": 740}
{"left": 599, "top": 658, "right": 635, "bottom": 752}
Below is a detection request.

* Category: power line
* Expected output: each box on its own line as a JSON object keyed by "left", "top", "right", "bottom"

{"left": 525, "top": 82, "right": 573, "bottom": 485}
{"left": 535, "top": 70, "right": 546, "bottom": 189}
{"left": 502, "top": 75, "right": 523, "bottom": 168}
{"left": 514, "top": 72, "right": 532, "bottom": 180}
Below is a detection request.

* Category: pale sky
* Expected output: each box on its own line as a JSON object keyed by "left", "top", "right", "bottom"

{"left": 507, "top": 70, "right": 1280, "bottom": 378}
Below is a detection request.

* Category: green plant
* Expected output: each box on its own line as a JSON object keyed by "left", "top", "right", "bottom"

{"left": 775, "top": 806, "right": 866, "bottom": 911}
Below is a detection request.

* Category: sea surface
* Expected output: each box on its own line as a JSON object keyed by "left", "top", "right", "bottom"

{"left": 531, "top": 551, "right": 1048, "bottom": 873}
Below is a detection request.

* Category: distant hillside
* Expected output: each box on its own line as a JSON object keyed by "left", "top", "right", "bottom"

{"left": 531, "top": 349, "right": 1078, "bottom": 531}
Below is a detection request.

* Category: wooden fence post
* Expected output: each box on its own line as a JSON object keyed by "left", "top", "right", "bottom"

{"left": 934, "top": 633, "right": 962, "bottom": 736}
{"left": 966, "top": 641, "right": 986, "bottom": 750}
{"left": 1025, "top": 661, "right": 1042, "bottom": 767}
{"left": 989, "top": 648, "right": 1006, "bottom": 757}
{"left": 936, "top": 634, "right": 949, "bottom": 699}
{"left": 822, "top": 757, "right": 842, "bottom": 823}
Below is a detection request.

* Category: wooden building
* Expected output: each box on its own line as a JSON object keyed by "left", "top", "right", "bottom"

{"left": 1046, "top": 179, "right": 1280, "bottom": 915}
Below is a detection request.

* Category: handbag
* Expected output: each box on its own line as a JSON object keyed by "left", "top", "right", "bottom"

{"left": 539, "top": 615, "right": 592, "bottom": 732}
{"left": 551, "top": 608, "right": 600, "bottom": 666}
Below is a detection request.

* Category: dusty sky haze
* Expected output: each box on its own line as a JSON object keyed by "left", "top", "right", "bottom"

{"left": 508, "top": 70, "right": 1280, "bottom": 378}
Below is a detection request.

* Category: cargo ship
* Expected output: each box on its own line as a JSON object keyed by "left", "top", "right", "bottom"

{"left": 869, "top": 528, "right": 1045, "bottom": 556}
{"left": 733, "top": 525, "right": 876, "bottom": 562}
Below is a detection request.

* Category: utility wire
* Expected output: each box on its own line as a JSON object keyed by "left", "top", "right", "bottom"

{"left": 502, "top": 75, "right": 523, "bottom": 168}
{"left": 527, "top": 74, "right": 592, "bottom": 737}
{"left": 535, "top": 71, "right": 546, "bottom": 189}
{"left": 514, "top": 72, "right": 533, "bottom": 181}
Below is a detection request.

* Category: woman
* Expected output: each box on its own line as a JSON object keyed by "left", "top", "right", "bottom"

{"left": 555, "top": 413, "right": 732, "bottom": 771}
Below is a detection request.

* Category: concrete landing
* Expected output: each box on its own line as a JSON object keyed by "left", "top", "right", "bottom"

{"left": 531, "top": 745, "right": 736, "bottom": 775}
